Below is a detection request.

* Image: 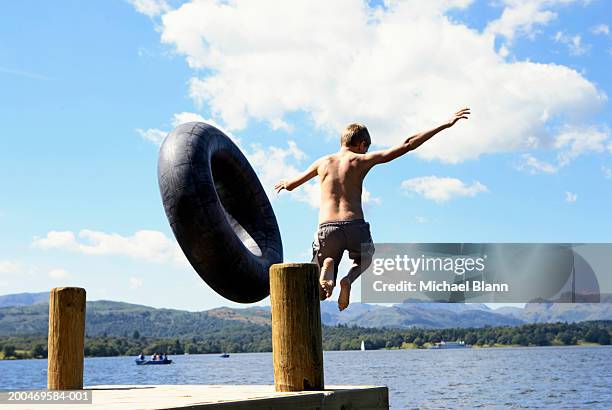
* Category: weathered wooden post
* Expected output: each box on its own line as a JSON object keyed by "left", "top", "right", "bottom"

{"left": 47, "top": 287, "right": 86, "bottom": 390}
{"left": 269, "top": 263, "right": 324, "bottom": 392}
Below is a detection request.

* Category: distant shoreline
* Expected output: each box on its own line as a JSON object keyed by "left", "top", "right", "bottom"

{"left": 2, "top": 318, "right": 610, "bottom": 360}
{"left": 1, "top": 337, "right": 610, "bottom": 361}
{"left": 1, "top": 343, "right": 611, "bottom": 362}
{"left": 389, "top": 341, "right": 605, "bottom": 350}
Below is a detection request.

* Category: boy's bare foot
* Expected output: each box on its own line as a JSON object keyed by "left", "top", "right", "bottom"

{"left": 338, "top": 277, "right": 351, "bottom": 311}
{"left": 319, "top": 257, "right": 335, "bottom": 300}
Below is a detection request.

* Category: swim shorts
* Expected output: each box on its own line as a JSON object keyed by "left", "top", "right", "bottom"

{"left": 311, "top": 218, "right": 375, "bottom": 282}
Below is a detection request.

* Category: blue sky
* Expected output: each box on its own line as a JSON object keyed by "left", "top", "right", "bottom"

{"left": 0, "top": 0, "right": 610, "bottom": 311}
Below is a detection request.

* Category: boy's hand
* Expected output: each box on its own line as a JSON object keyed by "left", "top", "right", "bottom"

{"left": 274, "top": 179, "right": 288, "bottom": 193}
{"left": 446, "top": 107, "right": 470, "bottom": 127}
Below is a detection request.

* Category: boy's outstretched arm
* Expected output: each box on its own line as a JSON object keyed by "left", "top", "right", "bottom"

{"left": 364, "top": 107, "right": 470, "bottom": 167}
{"left": 274, "top": 158, "right": 321, "bottom": 193}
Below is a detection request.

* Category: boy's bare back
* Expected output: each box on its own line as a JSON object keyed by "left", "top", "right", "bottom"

{"left": 316, "top": 151, "right": 369, "bottom": 224}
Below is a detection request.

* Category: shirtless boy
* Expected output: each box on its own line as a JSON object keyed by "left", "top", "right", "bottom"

{"left": 274, "top": 108, "right": 470, "bottom": 311}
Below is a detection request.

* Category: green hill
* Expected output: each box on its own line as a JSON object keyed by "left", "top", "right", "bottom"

{"left": 0, "top": 300, "right": 270, "bottom": 338}
{"left": 0, "top": 292, "right": 609, "bottom": 338}
{"left": 0, "top": 291, "right": 49, "bottom": 308}
{"left": 1, "top": 296, "right": 610, "bottom": 359}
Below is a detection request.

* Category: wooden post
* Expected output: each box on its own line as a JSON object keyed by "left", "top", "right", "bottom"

{"left": 269, "top": 263, "right": 324, "bottom": 392}
{"left": 47, "top": 287, "right": 86, "bottom": 390}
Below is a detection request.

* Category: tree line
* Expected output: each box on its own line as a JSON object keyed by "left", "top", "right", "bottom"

{"left": 1, "top": 321, "right": 610, "bottom": 360}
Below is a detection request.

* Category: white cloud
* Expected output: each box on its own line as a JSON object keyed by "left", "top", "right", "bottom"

{"left": 401, "top": 176, "right": 487, "bottom": 202}
{"left": 498, "top": 44, "right": 510, "bottom": 57}
{"left": 136, "top": 128, "right": 167, "bottom": 146}
{"left": 517, "top": 126, "right": 609, "bottom": 173}
{"left": 361, "top": 188, "right": 382, "bottom": 206}
{"left": 415, "top": 216, "right": 429, "bottom": 224}
{"left": 0, "top": 260, "right": 39, "bottom": 289}
{"left": 48, "top": 268, "right": 70, "bottom": 279}
{"left": 602, "top": 165, "right": 612, "bottom": 179}
{"left": 0, "top": 260, "right": 21, "bottom": 274}
{"left": 485, "top": 1, "right": 592, "bottom": 45}
{"left": 565, "top": 191, "right": 577, "bottom": 202}
{"left": 591, "top": 24, "right": 609, "bottom": 35}
{"left": 291, "top": 181, "right": 320, "bottom": 208}
{"left": 554, "top": 31, "right": 590, "bottom": 56}
{"left": 486, "top": 1, "right": 558, "bottom": 43}
{"left": 554, "top": 126, "right": 608, "bottom": 166}
{"left": 269, "top": 118, "right": 292, "bottom": 132}
{"left": 247, "top": 140, "right": 307, "bottom": 198}
{"left": 516, "top": 153, "right": 559, "bottom": 174}
{"left": 128, "top": 0, "right": 171, "bottom": 18}
{"left": 129, "top": 277, "right": 144, "bottom": 289}
{"left": 171, "top": 111, "right": 207, "bottom": 126}
{"left": 146, "top": 0, "right": 606, "bottom": 164}
{"left": 33, "top": 230, "right": 188, "bottom": 267}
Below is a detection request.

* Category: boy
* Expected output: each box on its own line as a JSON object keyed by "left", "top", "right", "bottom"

{"left": 274, "top": 108, "right": 470, "bottom": 311}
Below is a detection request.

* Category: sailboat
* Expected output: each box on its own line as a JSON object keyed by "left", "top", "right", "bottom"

{"left": 360, "top": 340, "right": 365, "bottom": 351}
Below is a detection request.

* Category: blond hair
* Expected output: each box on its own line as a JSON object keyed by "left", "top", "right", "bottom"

{"left": 341, "top": 123, "right": 371, "bottom": 147}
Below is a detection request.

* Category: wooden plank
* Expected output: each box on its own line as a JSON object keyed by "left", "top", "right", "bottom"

{"left": 47, "top": 287, "right": 86, "bottom": 390}
{"left": 0, "top": 385, "right": 387, "bottom": 410}
{"left": 270, "top": 263, "right": 324, "bottom": 392}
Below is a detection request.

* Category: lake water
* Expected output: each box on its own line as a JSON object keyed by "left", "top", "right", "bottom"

{"left": 1, "top": 346, "right": 611, "bottom": 409}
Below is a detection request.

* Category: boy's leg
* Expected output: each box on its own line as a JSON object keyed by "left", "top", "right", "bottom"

{"left": 318, "top": 257, "right": 336, "bottom": 300}
{"left": 338, "top": 222, "right": 375, "bottom": 311}
{"left": 311, "top": 225, "right": 344, "bottom": 300}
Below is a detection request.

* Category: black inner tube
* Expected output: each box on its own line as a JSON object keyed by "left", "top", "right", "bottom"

{"left": 158, "top": 122, "right": 282, "bottom": 303}
{"left": 211, "top": 150, "right": 263, "bottom": 257}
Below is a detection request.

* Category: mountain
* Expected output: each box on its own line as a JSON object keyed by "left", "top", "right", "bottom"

{"left": 493, "top": 306, "right": 524, "bottom": 317}
{"left": 0, "top": 291, "right": 610, "bottom": 337}
{"left": 0, "top": 292, "right": 49, "bottom": 308}
{"left": 319, "top": 301, "right": 385, "bottom": 325}
{"left": 1, "top": 299, "right": 521, "bottom": 336}
{"left": 0, "top": 300, "right": 270, "bottom": 338}
{"left": 515, "top": 300, "right": 612, "bottom": 323}
{"left": 322, "top": 302, "right": 523, "bottom": 328}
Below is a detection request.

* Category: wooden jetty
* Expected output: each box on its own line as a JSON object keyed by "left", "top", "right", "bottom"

{"left": 37, "top": 264, "right": 389, "bottom": 409}
{"left": 32, "top": 384, "right": 387, "bottom": 409}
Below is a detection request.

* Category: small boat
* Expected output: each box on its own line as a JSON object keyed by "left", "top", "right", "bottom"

{"left": 360, "top": 340, "right": 366, "bottom": 351}
{"left": 220, "top": 353, "right": 230, "bottom": 358}
{"left": 429, "top": 341, "right": 471, "bottom": 349}
{"left": 135, "top": 358, "right": 173, "bottom": 365}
